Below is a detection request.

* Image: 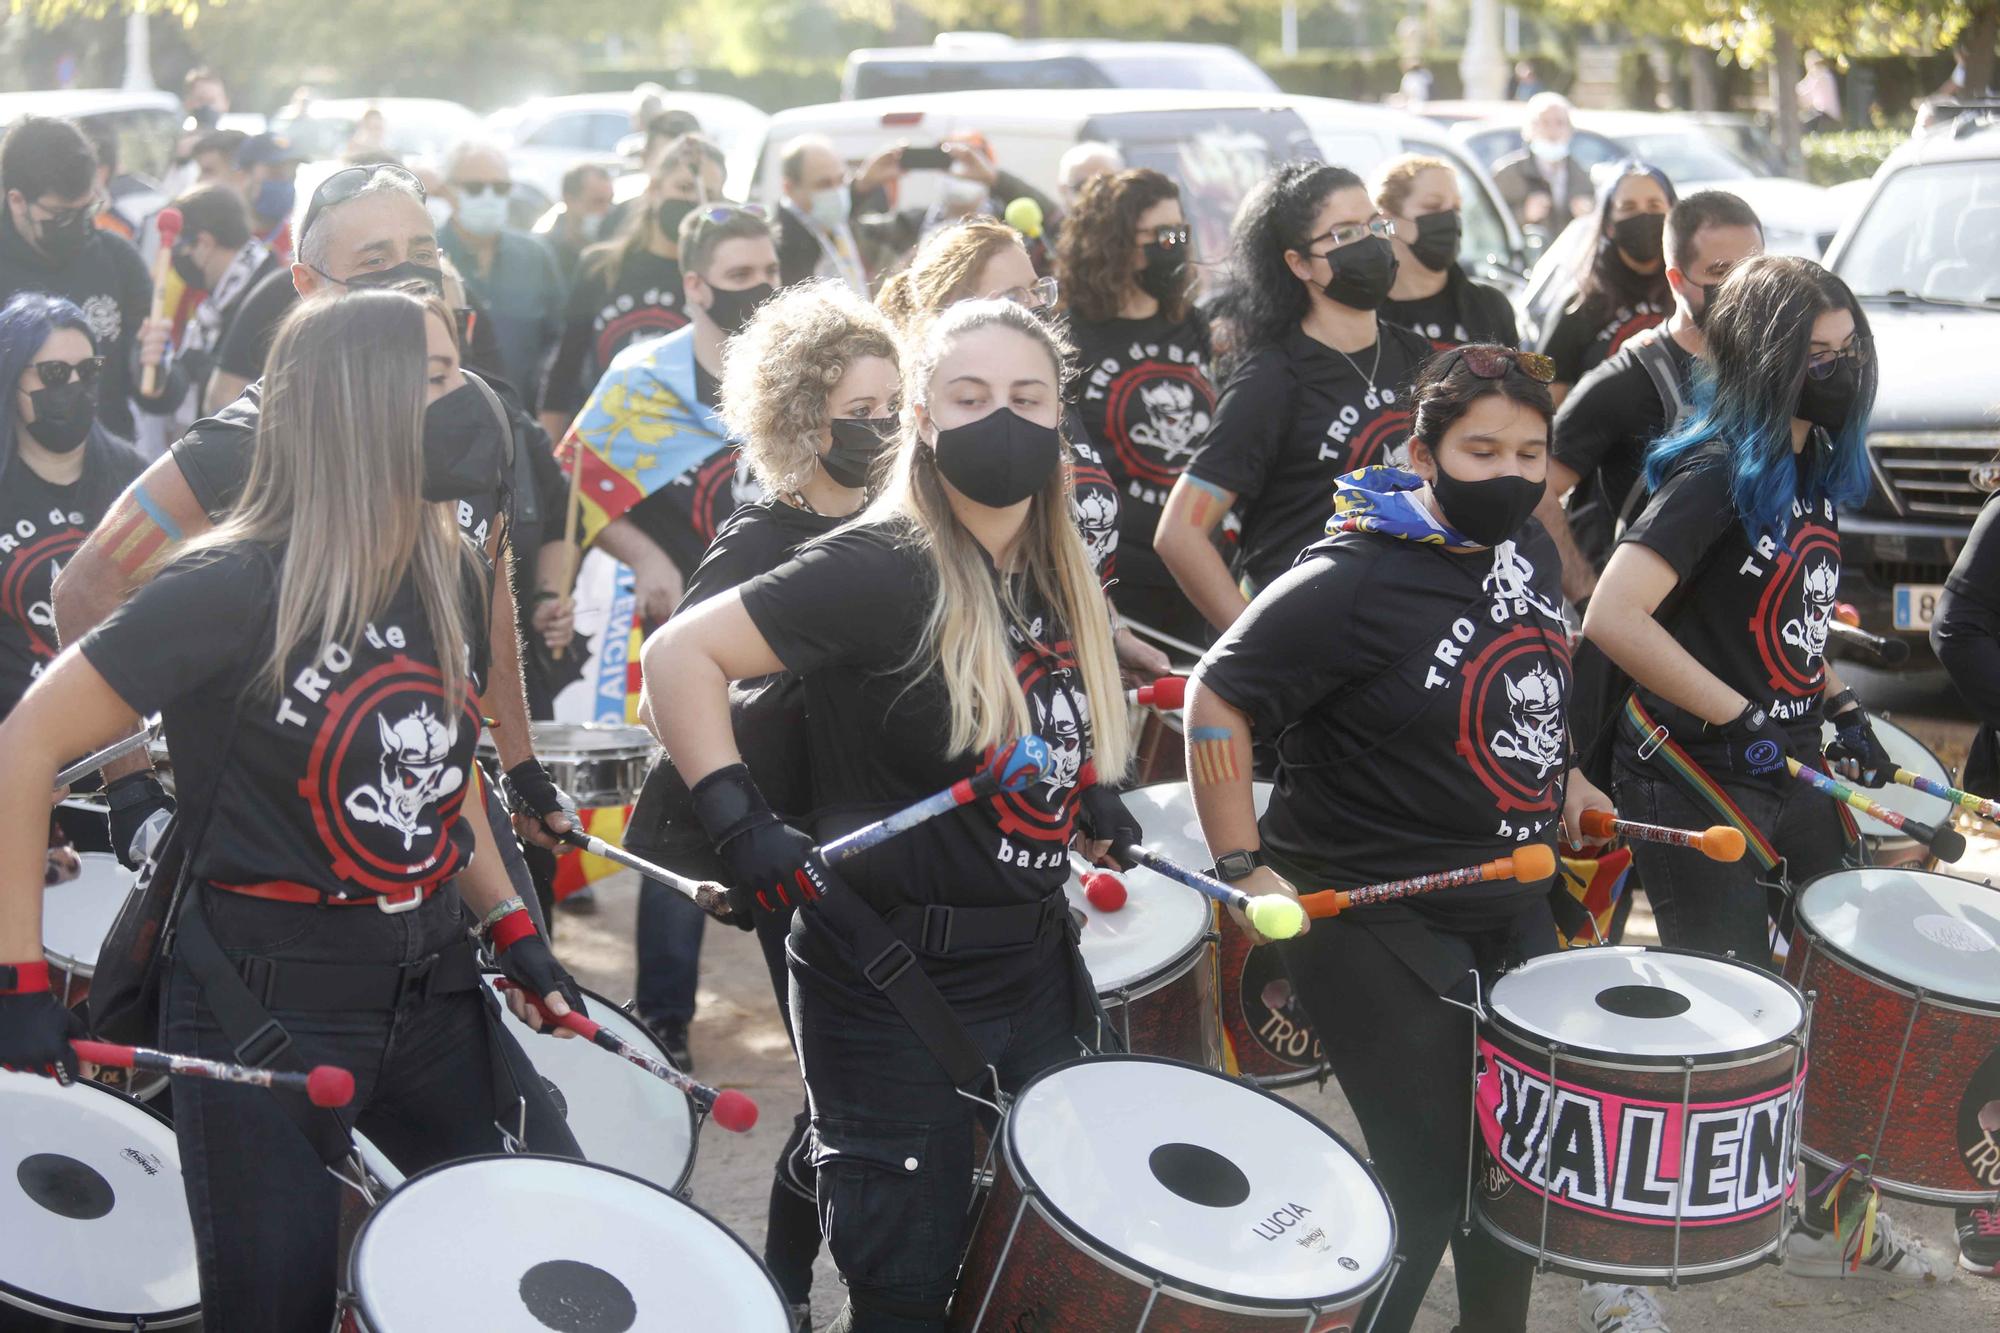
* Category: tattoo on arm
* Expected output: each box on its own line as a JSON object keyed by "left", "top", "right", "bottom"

{"left": 101, "top": 483, "right": 185, "bottom": 580}
{"left": 1189, "top": 725, "right": 1242, "bottom": 784}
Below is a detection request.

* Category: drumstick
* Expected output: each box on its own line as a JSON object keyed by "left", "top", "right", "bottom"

{"left": 54, "top": 726, "right": 155, "bottom": 790}
{"left": 1890, "top": 768, "right": 2000, "bottom": 826}
{"left": 1299, "top": 845, "right": 1558, "bottom": 920}
{"left": 138, "top": 208, "right": 182, "bottom": 397}
{"left": 551, "top": 427, "right": 586, "bottom": 661}
{"left": 493, "top": 980, "right": 757, "bottom": 1132}
{"left": 1068, "top": 852, "right": 1127, "bottom": 911}
{"left": 820, "top": 736, "right": 1049, "bottom": 861}
{"left": 1113, "top": 844, "right": 1307, "bottom": 940}
{"left": 71, "top": 1039, "right": 353, "bottom": 1108}
{"left": 1786, "top": 759, "right": 1967, "bottom": 863}
{"left": 1578, "top": 810, "right": 1745, "bottom": 862}
{"left": 557, "top": 829, "right": 736, "bottom": 922}
{"left": 1125, "top": 676, "right": 1186, "bottom": 709}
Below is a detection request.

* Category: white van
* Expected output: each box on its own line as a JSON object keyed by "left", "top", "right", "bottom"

{"left": 735, "top": 89, "right": 1529, "bottom": 294}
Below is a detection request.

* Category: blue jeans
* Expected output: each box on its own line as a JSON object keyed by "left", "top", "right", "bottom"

{"left": 163, "top": 887, "right": 579, "bottom": 1332}
{"left": 634, "top": 879, "right": 706, "bottom": 1025}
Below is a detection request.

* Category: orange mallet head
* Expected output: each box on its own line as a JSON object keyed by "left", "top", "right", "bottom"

{"left": 1699, "top": 826, "right": 1747, "bottom": 862}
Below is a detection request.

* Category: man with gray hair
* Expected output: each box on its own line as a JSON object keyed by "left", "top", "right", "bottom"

{"left": 774, "top": 133, "right": 900, "bottom": 294}
{"left": 1491, "top": 91, "right": 1593, "bottom": 238}
{"left": 438, "top": 139, "right": 565, "bottom": 394}
{"left": 1057, "top": 139, "right": 1124, "bottom": 209}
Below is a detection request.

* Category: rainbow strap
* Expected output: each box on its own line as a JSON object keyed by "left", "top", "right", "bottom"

{"left": 1620, "top": 697, "right": 1783, "bottom": 871}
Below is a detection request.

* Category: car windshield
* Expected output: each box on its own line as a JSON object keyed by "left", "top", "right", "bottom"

{"left": 1834, "top": 160, "right": 2000, "bottom": 303}
{"left": 1089, "top": 52, "right": 1278, "bottom": 93}
{"left": 1618, "top": 132, "right": 1753, "bottom": 182}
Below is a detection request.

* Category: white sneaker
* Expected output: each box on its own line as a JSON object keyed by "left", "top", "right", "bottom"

{"left": 1579, "top": 1281, "right": 1671, "bottom": 1332}
{"left": 1785, "top": 1209, "right": 1944, "bottom": 1282}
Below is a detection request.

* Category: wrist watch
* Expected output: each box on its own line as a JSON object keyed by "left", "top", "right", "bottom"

{"left": 1214, "top": 849, "right": 1261, "bottom": 883}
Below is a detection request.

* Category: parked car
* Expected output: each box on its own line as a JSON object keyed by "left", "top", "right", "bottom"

{"left": 740, "top": 89, "right": 1529, "bottom": 296}
{"left": 271, "top": 97, "right": 483, "bottom": 170}
{"left": 487, "top": 91, "right": 769, "bottom": 209}
{"left": 843, "top": 35, "right": 1278, "bottom": 101}
{"left": 1820, "top": 109, "right": 2000, "bottom": 656}
{"left": 0, "top": 89, "right": 181, "bottom": 235}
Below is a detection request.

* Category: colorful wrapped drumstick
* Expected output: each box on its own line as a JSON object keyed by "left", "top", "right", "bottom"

{"left": 71, "top": 1039, "right": 354, "bottom": 1107}
{"left": 1578, "top": 810, "right": 1746, "bottom": 862}
{"left": 1298, "top": 844, "right": 1557, "bottom": 919}
{"left": 1786, "top": 758, "right": 1967, "bottom": 863}
{"left": 1114, "top": 844, "right": 1308, "bottom": 940}
{"left": 1890, "top": 768, "right": 2000, "bottom": 826}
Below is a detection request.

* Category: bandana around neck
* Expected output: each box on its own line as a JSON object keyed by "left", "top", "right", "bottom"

{"left": 1326, "top": 465, "right": 1475, "bottom": 547}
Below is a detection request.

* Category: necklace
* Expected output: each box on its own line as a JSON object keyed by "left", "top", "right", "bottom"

{"left": 787, "top": 490, "right": 819, "bottom": 515}
{"left": 1329, "top": 337, "right": 1383, "bottom": 394}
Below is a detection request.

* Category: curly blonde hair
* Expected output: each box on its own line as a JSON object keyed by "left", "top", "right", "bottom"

{"left": 875, "top": 217, "right": 1022, "bottom": 332}
{"left": 719, "top": 280, "right": 900, "bottom": 495}
{"left": 1372, "top": 153, "right": 1453, "bottom": 218}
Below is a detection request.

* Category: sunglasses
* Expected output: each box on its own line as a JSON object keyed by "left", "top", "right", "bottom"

{"left": 454, "top": 181, "right": 513, "bottom": 198}
{"left": 1450, "top": 346, "right": 1557, "bottom": 384}
{"left": 999, "top": 275, "right": 1060, "bottom": 310}
{"left": 1806, "top": 342, "right": 1870, "bottom": 381}
{"left": 1141, "top": 225, "right": 1192, "bottom": 248}
{"left": 32, "top": 199, "right": 99, "bottom": 230}
{"left": 301, "top": 164, "right": 426, "bottom": 241}
{"left": 32, "top": 357, "right": 105, "bottom": 390}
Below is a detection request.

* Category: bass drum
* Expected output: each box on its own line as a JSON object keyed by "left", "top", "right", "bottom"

{"left": 1820, "top": 713, "right": 1953, "bottom": 867}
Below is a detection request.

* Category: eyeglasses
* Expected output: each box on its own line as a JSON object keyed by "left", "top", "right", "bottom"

{"left": 32, "top": 357, "right": 105, "bottom": 390}
{"left": 1305, "top": 215, "right": 1399, "bottom": 255}
{"left": 301, "top": 163, "right": 426, "bottom": 241}
{"left": 454, "top": 181, "right": 512, "bottom": 198}
{"left": 1449, "top": 346, "right": 1557, "bottom": 384}
{"left": 31, "top": 199, "right": 99, "bottom": 230}
{"left": 998, "top": 275, "right": 1059, "bottom": 310}
{"left": 1806, "top": 342, "right": 1871, "bottom": 380}
{"left": 1140, "top": 225, "right": 1192, "bottom": 248}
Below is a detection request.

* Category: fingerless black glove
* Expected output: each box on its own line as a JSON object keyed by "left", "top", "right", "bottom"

{"left": 1702, "top": 704, "right": 1793, "bottom": 786}
{"left": 106, "top": 772, "right": 173, "bottom": 871}
{"left": 1075, "top": 784, "right": 1145, "bottom": 871}
{"left": 690, "top": 764, "right": 839, "bottom": 921}
{"left": 0, "top": 963, "right": 81, "bottom": 1083}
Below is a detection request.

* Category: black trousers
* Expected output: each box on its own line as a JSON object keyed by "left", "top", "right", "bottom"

{"left": 755, "top": 902, "right": 822, "bottom": 1307}
{"left": 162, "top": 887, "right": 579, "bottom": 1332}
{"left": 1282, "top": 915, "right": 1538, "bottom": 1333}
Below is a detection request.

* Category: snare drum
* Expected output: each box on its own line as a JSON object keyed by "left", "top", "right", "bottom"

{"left": 346, "top": 1156, "right": 792, "bottom": 1332}
{"left": 41, "top": 851, "right": 134, "bottom": 1007}
{"left": 1786, "top": 867, "right": 2000, "bottom": 1204}
{"left": 0, "top": 1071, "right": 201, "bottom": 1328}
{"left": 488, "top": 973, "right": 698, "bottom": 1194}
{"left": 1473, "top": 948, "right": 1809, "bottom": 1283}
{"left": 1819, "top": 713, "right": 1953, "bottom": 867}
{"left": 478, "top": 721, "right": 656, "bottom": 809}
{"left": 1067, "top": 852, "right": 1220, "bottom": 1068}
{"left": 952, "top": 1056, "right": 1395, "bottom": 1331}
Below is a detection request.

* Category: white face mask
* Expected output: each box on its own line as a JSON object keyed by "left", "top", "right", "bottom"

{"left": 454, "top": 191, "right": 508, "bottom": 238}
{"left": 578, "top": 211, "right": 606, "bottom": 241}
{"left": 808, "top": 183, "right": 851, "bottom": 232}
{"left": 942, "top": 174, "right": 987, "bottom": 208}
{"left": 425, "top": 196, "right": 455, "bottom": 231}
{"left": 1529, "top": 136, "right": 1571, "bottom": 164}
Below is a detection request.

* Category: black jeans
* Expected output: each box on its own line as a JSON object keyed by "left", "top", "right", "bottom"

{"left": 1282, "top": 915, "right": 1538, "bottom": 1333}
{"left": 163, "top": 887, "right": 579, "bottom": 1332}
{"left": 755, "top": 902, "right": 822, "bottom": 1307}
{"left": 791, "top": 919, "right": 1092, "bottom": 1332}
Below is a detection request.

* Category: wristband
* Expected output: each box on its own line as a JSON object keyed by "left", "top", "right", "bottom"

{"left": 480, "top": 895, "right": 527, "bottom": 934}
{"left": 0, "top": 961, "right": 51, "bottom": 994}
{"left": 1826, "top": 687, "right": 1862, "bottom": 718}
{"left": 106, "top": 772, "right": 167, "bottom": 813}
{"left": 488, "top": 910, "right": 538, "bottom": 955}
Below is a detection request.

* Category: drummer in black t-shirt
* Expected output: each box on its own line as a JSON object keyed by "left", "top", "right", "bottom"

{"left": 1373, "top": 153, "right": 1519, "bottom": 351}
{"left": 624, "top": 280, "right": 900, "bottom": 1319}
{"left": 0, "top": 291, "right": 584, "bottom": 1329}
{"left": 1054, "top": 168, "right": 1216, "bottom": 646}
{"left": 1156, "top": 162, "right": 1431, "bottom": 630}
{"left": 1540, "top": 161, "right": 1677, "bottom": 399}
{"left": 643, "top": 299, "right": 1140, "bottom": 1333}
{"left": 1187, "top": 347, "right": 1615, "bottom": 1333}
{"left": 1584, "top": 257, "right": 1941, "bottom": 1281}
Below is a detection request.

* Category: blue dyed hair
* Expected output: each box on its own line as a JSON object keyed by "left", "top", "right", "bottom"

{"left": 1645, "top": 255, "right": 1876, "bottom": 547}
{"left": 0, "top": 291, "right": 97, "bottom": 480}
{"left": 1572, "top": 159, "right": 1677, "bottom": 322}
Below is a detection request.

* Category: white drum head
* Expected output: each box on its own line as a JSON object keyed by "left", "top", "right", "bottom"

{"left": 1065, "top": 865, "right": 1209, "bottom": 995}
{"left": 41, "top": 851, "right": 132, "bottom": 974}
{"left": 1490, "top": 948, "right": 1804, "bottom": 1059}
{"left": 1799, "top": 868, "right": 2000, "bottom": 1007}
{"left": 1008, "top": 1057, "right": 1392, "bottom": 1305}
{"left": 0, "top": 1072, "right": 199, "bottom": 1323}
{"left": 352, "top": 1156, "right": 790, "bottom": 1332}
{"left": 1125, "top": 781, "right": 1271, "bottom": 875}
{"left": 492, "top": 979, "right": 696, "bottom": 1193}
{"left": 1820, "top": 715, "right": 1951, "bottom": 842}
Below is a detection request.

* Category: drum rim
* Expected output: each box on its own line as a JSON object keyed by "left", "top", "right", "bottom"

{"left": 1469, "top": 1207, "right": 1784, "bottom": 1284}
{"left": 1486, "top": 946, "right": 1808, "bottom": 1066}
{"left": 1091, "top": 930, "right": 1215, "bottom": 1004}
{"left": 0, "top": 1077, "right": 201, "bottom": 1326}
{"left": 347, "top": 1153, "right": 790, "bottom": 1326}
{"left": 476, "top": 720, "right": 658, "bottom": 757}
{"left": 1792, "top": 868, "right": 2000, "bottom": 1012}
{"left": 998, "top": 1053, "right": 1398, "bottom": 1311}
{"left": 1798, "top": 1144, "right": 2000, "bottom": 1207}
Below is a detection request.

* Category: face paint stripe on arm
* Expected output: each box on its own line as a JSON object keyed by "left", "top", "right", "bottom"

{"left": 1189, "top": 725, "right": 1241, "bottom": 784}
{"left": 1184, "top": 475, "right": 1230, "bottom": 530}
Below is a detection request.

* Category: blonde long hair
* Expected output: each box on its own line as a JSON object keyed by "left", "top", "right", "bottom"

{"left": 862, "top": 300, "right": 1132, "bottom": 777}
{"left": 194, "top": 290, "right": 481, "bottom": 710}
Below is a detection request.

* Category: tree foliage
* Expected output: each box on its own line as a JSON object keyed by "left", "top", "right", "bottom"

{"left": 1527, "top": 0, "right": 1989, "bottom": 67}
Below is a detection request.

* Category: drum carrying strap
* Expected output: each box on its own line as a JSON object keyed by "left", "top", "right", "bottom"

{"left": 1619, "top": 695, "right": 1784, "bottom": 872}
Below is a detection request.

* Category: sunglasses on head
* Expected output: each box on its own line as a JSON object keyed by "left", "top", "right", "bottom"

{"left": 301, "top": 164, "right": 426, "bottom": 241}
{"left": 32, "top": 357, "right": 105, "bottom": 390}
{"left": 1450, "top": 346, "right": 1556, "bottom": 384}
{"left": 696, "top": 203, "right": 769, "bottom": 224}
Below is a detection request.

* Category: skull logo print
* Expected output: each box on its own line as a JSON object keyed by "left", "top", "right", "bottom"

{"left": 345, "top": 705, "right": 465, "bottom": 849}
{"left": 1490, "top": 663, "right": 1565, "bottom": 778}
{"left": 1780, "top": 557, "right": 1837, "bottom": 664}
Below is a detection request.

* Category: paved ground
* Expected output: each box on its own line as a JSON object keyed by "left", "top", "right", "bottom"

{"left": 553, "top": 660, "right": 2000, "bottom": 1332}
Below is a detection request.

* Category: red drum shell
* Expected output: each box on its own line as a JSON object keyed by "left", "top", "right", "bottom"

{"left": 1098, "top": 934, "right": 1222, "bottom": 1068}
{"left": 1216, "top": 908, "right": 1327, "bottom": 1087}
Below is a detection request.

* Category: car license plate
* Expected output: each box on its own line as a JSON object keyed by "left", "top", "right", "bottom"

{"left": 1893, "top": 583, "right": 1946, "bottom": 631}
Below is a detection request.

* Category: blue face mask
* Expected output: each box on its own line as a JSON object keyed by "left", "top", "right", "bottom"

{"left": 253, "top": 178, "right": 296, "bottom": 224}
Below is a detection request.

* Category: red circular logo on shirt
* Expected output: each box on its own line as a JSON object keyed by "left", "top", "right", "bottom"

{"left": 594, "top": 295, "right": 688, "bottom": 368}
{"left": 296, "top": 656, "right": 479, "bottom": 893}
{"left": 1752, "top": 523, "right": 1841, "bottom": 698}
{"left": 988, "top": 640, "right": 1086, "bottom": 845}
{"left": 1101, "top": 362, "right": 1217, "bottom": 488}
{"left": 689, "top": 448, "right": 760, "bottom": 547}
{"left": 1456, "top": 626, "right": 1572, "bottom": 814}
{"left": 0, "top": 528, "right": 81, "bottom": 660}
{"left": 1604, "top": 307, "right": 1666, "bottom": 359}
{"left": 1349, "top": 408, "right": 1412, "bottom": 471}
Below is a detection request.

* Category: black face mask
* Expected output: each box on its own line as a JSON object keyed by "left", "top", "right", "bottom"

{"left": 32, "top": 212, "right": 90, "bottom": 267}
{"left": 22, "top": 382, "right": 95, "bottom": 454}
{"left": 341, "top": 260, "right": 445, "bottom": 296}
{"left": 1409, "top": 211, "right": 1462, "bottom": 273}
{"left": 1690, "top": 281, "right": 1722, "bottom": 329}
{"left": 1318, "top": 235, "right": 1397, "bottom": 311}
{"left": 1137, "top": 242, "right": 1188, "bottom": 301}
{"left": 170, "top": 245, "right": 207, "bottom": 291}
{"left": 702, "top": 281, "right": 773, "bottom": 337}
{"left": 1611, "top": 212, "right": 1665, "bottom": 267}
{"left": 657, "top": 198, "right": 697, "bottom": 242}
{"left": 422, "top": 380, "right": 505, "bottom": 502}
{"left": 1797, "top": 359, "right": 1862, "bottom": 435}
{"left": 1431, "top": 457, "right": 1545, "bottom": 547}
{"left": 823, "top": 416, "right": 897, "bottom": 489}
{"left": 932, "top": 406, "right": 1062, "bottom": 509}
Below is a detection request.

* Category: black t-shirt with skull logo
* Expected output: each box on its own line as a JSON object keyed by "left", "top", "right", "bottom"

{"left": 1066, "top": 311, "right": 1216, "bottom": 591}
{"left": 1619, "top": 444, "right": 1840, "bottom": 735}
{"left": 1544, "top": 296, "right": 1668, "bottom": 386}
{"left": 0, "top": 444, "right": 143, "bottom": 719}
{"left": 626, "top": 443, "right": 769, "bottom": 606}
{"left": 1066, "top": 432, "right": 1120, "bottom": 583}
{"left": 1186, "top": 323, "right": 1432, "bottom": 597}
{"left": 78, "top": 544, "right": 490, "bottom": 899}
{"left": 1195, "top": 520, "right": 1570, "bottom": 916}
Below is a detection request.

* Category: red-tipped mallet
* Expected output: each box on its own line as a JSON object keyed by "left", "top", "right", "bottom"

{"left": 1298, "top": 844, "right": 1558, "bottom": 920}
{"left": 72, "top": 1039, "right": 353, "bottom": 1108}
{"left": 1127, "top": 676, "right": 1187, "bottom": 710}
{"left": 139, "top": 208, "right": 184, "bottom": 397}
{"left": 494, "top": 981, "right": 758, "bottom": 1133}
{"left": 1069, "top": 853, "right": 1127, "bottom": 912}
{"left": 1579, "top": 810, "right": 1746, "bottom": 862}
